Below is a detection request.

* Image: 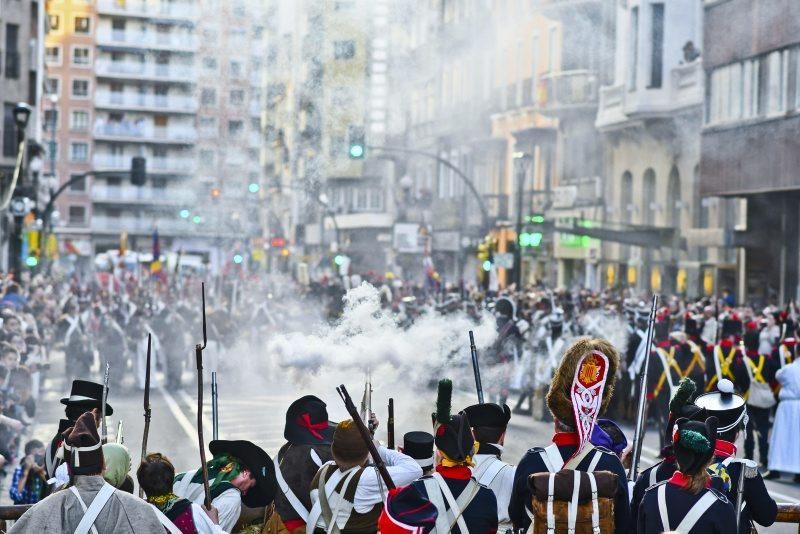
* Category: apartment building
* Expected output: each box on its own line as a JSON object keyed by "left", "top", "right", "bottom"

{"left": 700, "top": 0, "right": 800, "bottom": 303}
{"left": 89, "top": 0, "right": 198, "bottom": 253}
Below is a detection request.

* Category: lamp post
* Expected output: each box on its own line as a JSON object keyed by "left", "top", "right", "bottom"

{"left": 7, "top": 103, "right": 33, "bottom": 278}
{"left": 512, "top": 151, "right": 533, "bottom": 289}
{"left": 47, "top": 94, "right": 58, "bottom": 177}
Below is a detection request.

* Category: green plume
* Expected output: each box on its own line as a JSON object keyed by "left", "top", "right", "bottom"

{"left": 678, "top": 429, "right": 711, "bottom": 453}
{"left": 669, "top": 377, "right": 697, "bottom": 414}
{"left": 435, "top": 379, "right": 453, "bottom": 424}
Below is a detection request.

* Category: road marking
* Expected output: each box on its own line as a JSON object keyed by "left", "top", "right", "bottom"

{"left": 158, "top": 386, "right": 199, "bottom": 451}
{"left": 178, "top": 389, "right": 214, "bottom": 437}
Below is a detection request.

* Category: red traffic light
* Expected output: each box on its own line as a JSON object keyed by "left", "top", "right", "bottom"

{"left": 211, "top": 187, "right": 221, "bottom": 199}
{"left": 270, "top": 237, "right": 286, "bottom": 248}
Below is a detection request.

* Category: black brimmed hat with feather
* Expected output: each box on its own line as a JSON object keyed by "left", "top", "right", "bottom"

{"left": 432, "top": 379, "right": 475, "bottom": 465}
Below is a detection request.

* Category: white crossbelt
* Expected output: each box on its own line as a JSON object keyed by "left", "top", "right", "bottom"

{"left": 422, "top": 473, "right": 476, "bottom": 533}
{"left": 657, "top": 483, "right": 717, "bottom": 533}
{"left": 473, "top": 456, "right": 508, "bottom": 486}
{"left": 70, "top": 482, "right": 116, "bottom": 534}
{"left": 149, "top": 503, "right": 183, "bottom": 534}
{"left": 274, "top": 456, "right": 309, "bottom": 521}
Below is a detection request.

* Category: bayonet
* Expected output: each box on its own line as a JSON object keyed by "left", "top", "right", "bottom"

{"left": 101, "top": 363, "right": 110, "bottom": 444}
{"left": 139, "top": 334, "right": 151, "bottom": 498}
{"left": 469, "top": 331, "right": 485, "bottom": 403}
{"left": 628, "top": 295, "right": 658, "bottom": 482}
{"left": 195, "top": 283, "right": 212, "bottom": 509}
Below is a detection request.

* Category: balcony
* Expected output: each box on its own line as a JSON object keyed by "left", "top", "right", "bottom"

{"left": 92, "top": 154, "right": 195, "bottom": 173}
{"left": 95, "top": 59, "right": 196, "bottom": 82}
{"left": 538, "top": 70, "right": 598, "bottom": 114}
{"left": 96, "top": 0, "right": 198, "bottom": 22}
{"left": 91, "top": 215, "right": 195, "bottom": 236}
{"left": 94, "top": 122, "right": 196, "bottom": 143}
{"left": 91, "top": 186, "right": 197, "bottom": 205}
{"left": 95, "top": 91, "right": 197, "bottom": 113}
{"left": 597, "top": 60, "right": 703, "bottom": 130}
{"left": 96, "top": 29, "right": 197, "bottom": 52}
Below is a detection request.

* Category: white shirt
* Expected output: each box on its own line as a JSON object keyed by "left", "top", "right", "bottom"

{"left": 309, "top": 446, "right": 422, "bottom": 531}
{"left": 473, "top": 445, "right": 516, "bottom": 531}
{"left": 190, "top": 502, "right": 229, "bottom": 534}
{"left": 701, "top": 317, "right": 717, "bottom": 345}
{"left": 173, "top": 475, "right": 241, "bottom": 533}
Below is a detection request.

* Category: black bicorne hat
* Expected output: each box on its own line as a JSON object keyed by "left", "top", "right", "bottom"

{"left": 432, "top": 379, "right": 475, "bottom": 463}
{"left": 402, "top": 431, "right": 434, "bottom": 469}
{"left": 209, "top": 440, "right": 277, "bottom": 508}
{"left": 463, "top": 402, "right": 511, "bottom": 430}
{"left": 693, "top": 379, "right": 747, "bottom": 437}
{"left": 284, "top": 395, "right": 336, "bottom": 446}
{"left": 60, "top": 380, "right": 113, "bottom": 416}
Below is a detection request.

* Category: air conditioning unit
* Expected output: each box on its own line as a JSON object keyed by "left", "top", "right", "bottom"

{"left": 552, "top": 185, "right": 577, "bottom": 208}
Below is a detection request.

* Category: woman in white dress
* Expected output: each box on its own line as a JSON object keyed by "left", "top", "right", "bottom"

{"left": 767, "top": 359, "right": 800, "bottom": 482}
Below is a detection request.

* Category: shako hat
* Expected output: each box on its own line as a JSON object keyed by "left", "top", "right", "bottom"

{"left": 720, "top": 316, "right": 743, "bottom": 338}
{"left": 209, "top": 440, "right": 276, "bottom": 508}
{"left": 63, "top": 412, "right": 104, "bottom": 475}
{"left": 61, "top": 380, "right": 114, "bottom": 416}
{"left": 693, "top": 379, "right": 747, "bottom": 436}
{"left": 743, "top": 330, "right": 760, "bottom": 352}
{"left": 494, "top": 297, "right": 516, "bottom": 319}
{"left": 672, "top": 416, "right": 718, "bottom": 475}
{"left": 546, "top": 338, "right": 619, "bottom": 449}
{"left": 378, "top": 484, "right": 438, "bottom": 533}
{"left": 402, "top": 431, "right": 434, "bottom": 470}
{"left": 684, "top": 313, "right": 702, "bottom": 338}
{"left": 463, "top": 402, "right": 511, "bottom": 430}
{"left": 284, "top": 395, "right": 336, "bottom": 446}
{"left": 432, "top": 379, "right": 475, "bottom": 463}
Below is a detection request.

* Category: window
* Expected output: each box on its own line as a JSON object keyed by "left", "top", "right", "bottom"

{"left": 44, "top": 109, "right": 58, "bottom": 131}
{"left": 70, "top": 110, "right": 89, "bottom": 130}
{"left": 45, "top": 46, "right": 61, "bottom": 65}
{"left": 707, "top": 55, "right": 765, "bottom": 125}
{"left": 44, "top": 77, "right": 60, "bottom": 96}
{"left": 629, "top": 7, "right": 639, "bottom": 90}
{"left": 5, "top": 24, "right": 20, "bottom": 79}
{"left": 68, "top": 174, "right": 86, "bottom": 192}
{"left": 334, "top": 40, "right": 356, "bottom": 59}
{"left": 72, "top": 47, "right": 91, "bottom": 66}
{"left": 230, "top": 60, "right": 242, "bottom": 77}
{"left": 201, "top": 88, "right": 216, "bottom": 105}
{"left": 203, "top": 57, "right": 217, "bottom": 70}
{"left": 3, "top": 104, "right": 17, "bottom": 157}
{"left": 72, "top": 78, "right": 90, "bottom": 98}
{"left": 766, "top": 49, "right": 788, "bottom": 115}
{"left": 68, "top": 206, "right": 86, "bottom": 225}
{"left": 230, "top": 89, "right": 244, "bottom": 105}
{"left": 199, "top": 150, "right": 214, "bottom": 164}
{"left": 47, "top": 15, "right": 60, "bottom": 32}
{"left": 199, "top": 117, "right": 216, "bottom": 134}
{"left": 74, "top": 16, "right": 91, "bottom": 34}
{"left": 228, "top": 120, "right": 243, "bottom": 137}
{"left": 70, "top": 142, "right": 88, "bottom": 161}
{"left": 649, "top": 3, "right": 664, "bottom": 88}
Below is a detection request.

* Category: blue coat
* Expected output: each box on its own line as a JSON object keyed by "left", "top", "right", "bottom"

{"left": 410, "top": 470, "right": 498, "bottom": 534}
{"left": 638, "top": 481, "right": 735, "bottom": 533}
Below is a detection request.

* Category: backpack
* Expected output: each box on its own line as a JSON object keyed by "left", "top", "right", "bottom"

{"left": 744, "top": 355, "right": 776, "bottom": 409}
{"left": 527, "top": 444, "right": 618, "bottom": 534}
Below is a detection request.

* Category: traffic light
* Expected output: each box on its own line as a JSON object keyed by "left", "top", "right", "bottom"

{"left": 348, "top": 125, "right": 365, "bottom": 159}
{"left": 519, "top": 231, "right": 543, "bottom": 248}
{"left": 211, "top": 187, "right": 221, "bottom": 199}
{"left": 248, "top": 183, "right": 260, "bottom": 194}
{"left": 233, "top": 254, "right": 244, "bottom": 264}
{"left": 179, "top": 209, "right": 190, "bottom": 219}
{"left": 334, "top": 255, "right": 345, "bottom": 266}
{"left": 131, "top": 156, "right": 146, "bottom": 186}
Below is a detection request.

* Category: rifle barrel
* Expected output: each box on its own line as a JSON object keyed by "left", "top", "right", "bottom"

{"left": 387, "top": 398, "right": 395, "bottom": 450}
{"left": 196, "top": 344, "right": 211, "bottom": 509}
{"left": 139, "top": 335, "right": 152, "bottom": 498}
{"left": 468, "top": 331, "right": 484, "bottom": 404}
{"left": 628, "top": 294, "right": 658, "bottom": 482}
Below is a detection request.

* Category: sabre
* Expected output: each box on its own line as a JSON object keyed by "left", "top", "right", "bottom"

{"left": 101, "top": 362, "right": 110, "bottom": 444}
{"left": 195, "top": 282, "right": 212, "bottom": 509}
{"left": 734, "top": 459, "right": 758, "bottom": 531}
{"left": 628, "top": 294, "right": 658, "bottom": 482}
{"left": 468, "top": 331, "right": 485, "bottom": 403}
{"left": 139, "top": 334, "right": 152, "bottom": 498}
{"left": 387, "top": 398, "right": 395, "bottom": 449}
{"left": 211, "top": 371, "right": 219, "bottom": 441}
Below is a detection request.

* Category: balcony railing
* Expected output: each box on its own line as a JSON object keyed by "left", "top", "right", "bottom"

{"left": 92, "top": 186, "right": 197, "bottom": 204}
{"left": 92, "top": 154, "right": 196, "bottom": 172}
{"left": 94, "top": 91, "right": 197, "bottom": 112}
{"left": 538, "top": 70, "right": 598, "bottom": 111}
{"left": 93, "top": 122, "right": 197, "bottom": 142}
{"left": 96, "top": 0, "right": 198, "bottom": 21}
{"left": 95, "top": 60, "right": 196, "bottom": 82}
{"left": 91, "top": 216, "right": 195, "bottom": 235}
{"left": 96, "top": 29, "right": 197, "bottom": 51}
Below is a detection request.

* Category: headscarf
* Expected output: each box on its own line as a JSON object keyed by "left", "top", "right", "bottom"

{"left": 102, "top": 443, "right": 131, "bottom": 488}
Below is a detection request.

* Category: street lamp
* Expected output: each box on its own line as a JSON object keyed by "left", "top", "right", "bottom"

{"left": 48, "top": 95, "right": 58, "bottom": 177}
{"left": 13, "top": 103, "right": 32, "bottom": 130}
{"left": 512, "top": 151, "right": 533, "bottom": 289}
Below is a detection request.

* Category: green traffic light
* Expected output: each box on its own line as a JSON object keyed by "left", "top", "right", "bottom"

{"left": 180, "top": 209, "right": 190, "bottom": 219}
{"left": 519, "top": 233, "right": 531, "bottom": 247}
{"left": 349, "top": 144, "right": 365, "bottom": 159}
{"left": 531, "top": 232, "right": 543, "bottom": 247}
{"left": 334, "top": 255, "right": 345, "bottom": 266}
{"left": 482, "top": 260, "right": 492, "bottom": 272}
{"left": 528, "top": 214, "right": 545, "bottom": 224}
{"left": 25, "top": 256, "right": 38, "bottom": 267}
{"left": 192, "top": 215, "right": 202, "bottom": 224}
{"left": 233, "top": 254, "right": 243, "bottom": 264}
{"left": 248, "top": 183, "right": 260, "bottom": 193}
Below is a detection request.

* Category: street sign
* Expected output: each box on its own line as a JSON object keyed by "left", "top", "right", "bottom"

{"left": 494, "top": 252, "right": 514, "bottom": 269}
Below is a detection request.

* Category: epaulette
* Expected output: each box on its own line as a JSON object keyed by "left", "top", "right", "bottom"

{"left": 708, "top": 487, "right": 730, "bottom": 504}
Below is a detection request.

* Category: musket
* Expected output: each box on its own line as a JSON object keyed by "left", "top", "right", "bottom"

{"left": 468, "top": 331, "right": 485, "bottom": 403}
{"left": 101, "top": 362, "right": 110, "bottom": 444}
{"left": 715, "top": 296, "right": 721, "bottom": 344}
{"left": 628, "top": 294, "right": 658, "bottom": 482}
{"left": 387, "top": 398, "right": 395, "bottom": 449}
{"left": 734, "top": 459, "right": 758, "bottom": 531}
{"left": 211, "top": 371, "right": 219, "bottom": 441}
{"left": 116, "top": 419, "right": 124, "bottom": 445}
{"left": 336, "top": 384, "right": 395, "bottom": 490}
{"left": 195, "top": 282, "right": 212, "bottom": 509}
{"left": 138, "top": 334, "right": 152, "bottom": 498}
{"left": 360, "top": 372, "right": 374, "bottom": 433}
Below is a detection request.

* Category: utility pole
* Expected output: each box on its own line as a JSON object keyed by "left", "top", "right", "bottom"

{"left": 512, "top": 152, "right": 532, "bottom": 289}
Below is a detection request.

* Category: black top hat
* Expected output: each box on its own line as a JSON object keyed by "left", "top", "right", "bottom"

{"left": 463, "top": 403, "right": 511, "bottom": 429}
{"left": 402, "top": 431, "right": 434, "bottom": 469}
{"left": 60, "top": 380, "right": 113, "bottom": 416}
{"left": 284, "top": 395, "right": 336, "bottom": 446}
{"left": 693, "top": 379, "right": 747, "bottom": 437}
{"left": 209, "top": 440, "right": 276, "bottom": 508}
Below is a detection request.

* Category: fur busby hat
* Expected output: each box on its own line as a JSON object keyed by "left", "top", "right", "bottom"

{"left": 721, "top": 316, "right": 743, "bottom": 339}
{"left": 378, "top": 485, "right": 438, "bottom": 533}
{"left": 684, "top": 313, "right": 702, "bottom": 338}
{"left": 546, "top": 338, "right": 619, "bottom": 428}
{"left": 432, "top": 379, "right": 475, "bottom": 464}
{"left": 63, "top": 411, "right": 104, "bottom": 475}
{"left": 672, "top": 416, "right": 718, "bottom": 475}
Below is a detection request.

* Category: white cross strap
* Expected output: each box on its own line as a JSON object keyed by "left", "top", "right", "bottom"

{"left": 274, "top": 456, "right": 309, "bottom": 520}
{"left": 149, "top": 503, "right": 183, "bottom": 534}
{"left": 72, "top": 482, "right": 117, "bottom": 534}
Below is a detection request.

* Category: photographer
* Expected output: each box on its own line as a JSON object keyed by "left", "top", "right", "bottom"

{"left": 10, "top": 439, "right": 47, "bottom": 504}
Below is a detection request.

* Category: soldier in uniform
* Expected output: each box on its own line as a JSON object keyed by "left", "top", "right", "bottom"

{"left": 463, "top": 402, "right": 515, "bottom": 533}
{"left": 706, "top": 316, "right": 750, "bottom": 395}
{"left": 741, "top": 327, "right": 778, "bottom": 471}
{"left": 407, "top": 379, "right": 497, "bottom": 534}
{"left": 694, "top": 379, "right": 777, "bottom": 534}
{"left": 488, "top": 297, "right": 525, "bottom": 406}
{"left": 377, "top": 484, "right": 438, "bottom": 534}
{"left": 509, "top": 337, "right": 631, "bottom": 533}
{"left": 401, "top": 431, "right": 435, "bottom": 476}
{"left": 637, "top": 416, "right": 736, "bottom": 533}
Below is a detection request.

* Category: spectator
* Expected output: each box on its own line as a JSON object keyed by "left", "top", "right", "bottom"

{"left": 0, "top": 284, "right": 26, "bottom": 312}
{"left": 9, "top": 439, "right": 47, "bottom": 504}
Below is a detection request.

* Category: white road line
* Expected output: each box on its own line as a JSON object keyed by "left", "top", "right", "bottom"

{"left": 158, "top": 386, "right": 199, "bottom": 452}
{"left": 178, "top": 389, "right": 214, "bottom": 434}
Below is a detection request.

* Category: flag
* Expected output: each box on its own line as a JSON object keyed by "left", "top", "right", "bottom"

{"left": 64, "top": 239, "right": 80, "bottom": 256}
{"left": 119, "top": 231, "right": 128, "bottom": 256}
{"left": 150, "top": 229, "right": 161, "bottom": 273}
